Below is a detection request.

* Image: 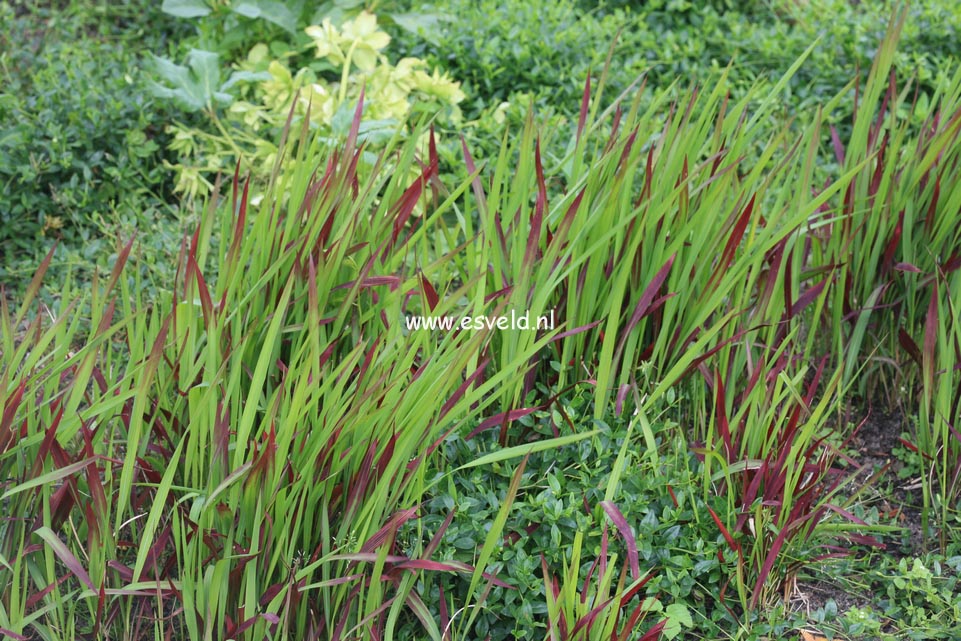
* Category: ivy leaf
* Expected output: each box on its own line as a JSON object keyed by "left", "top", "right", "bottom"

{"left": 148, "top": 50, "right": 234, "bottom": 112}
{"left": 161, "top": 0, "right": 211, "bottom": 18}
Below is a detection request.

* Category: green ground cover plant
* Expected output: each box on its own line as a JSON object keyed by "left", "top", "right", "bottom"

{"left": 3, "top": 2, "right": 961, "bottom": 640}
{"left": 0, "top": 0, "right": 190, "bottom": 294}
{"left": 391, "top": 0, "right": 961, "bottom": 161}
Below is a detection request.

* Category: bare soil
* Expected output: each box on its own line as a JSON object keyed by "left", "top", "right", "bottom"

{"left": 790, "top": 408, "right": 929, "bottom": 620}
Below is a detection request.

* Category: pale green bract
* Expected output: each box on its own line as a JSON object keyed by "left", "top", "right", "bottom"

{"left": 155, "top": 8, "right": 465, "bottom": 201}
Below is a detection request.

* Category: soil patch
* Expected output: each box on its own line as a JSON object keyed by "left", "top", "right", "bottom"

{"left": 791, "top": 408, "right": 928, "bottom": 621}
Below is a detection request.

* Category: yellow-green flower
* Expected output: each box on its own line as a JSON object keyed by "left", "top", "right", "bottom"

{"left": 229, "top": 100, "right": 269, "bottom": 130}
{"left": 363, "top": 60, "right": 425, "bottom": 121}
{"left": 389, "top": 57, "right": 424, "bottom": 92}
{"left": 340, "top": 10, "right": 391, "bottom": 72}
{"left": 167, "top": 124, "right": 197, "bottom": 156}
{"left": 299, "top": 83, "right": 335, "bottom": 125}
{"left": 305, "top": 19, "right": 346, "bottom": 65}
{"left": 262, "top": 60, "right": 296, "bottom": 111}
{"left": 167, "top": 161, "right": 214, "bottom": 201}
{"left": 245, "top": 43, "right": 270, "bottom": 67}
{"left": 412, "top": 68, "right": 466, "bottom": 104}
{"left": 370, "top": 59, "right": 421, "bottom": 118}
{"left": 492, "top": 101, "right": 511, "bottom": 125}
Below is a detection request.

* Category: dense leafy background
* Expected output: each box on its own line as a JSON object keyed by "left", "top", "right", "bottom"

{"left": 0, "top": 0, "right": 188, "bottom": 286}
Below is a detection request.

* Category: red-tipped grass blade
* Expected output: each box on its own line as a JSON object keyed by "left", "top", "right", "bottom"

{"left": 614, "top": 253, "right": 675, "bottom": 363}
{"left": 707, "top": 194, "right": 756, "bottom": 291}
{"left": 706, "top": 505, "right": 739, "bottom": 556}
{"left": 600, "top": 501, "right": 639, "bottom": 580}
{"left": 419, "top": 273, "right": 439, "bottom": 312}
{"left": 460, "top": 136, "right": 487, "bottom": 212}
{"left": 359, "top": 506, "right": 420, "bottom": 554}
{"left": 522, "top": 140, "right": 548, "bottom": 273}
{"left": 637, "top": 618, "right": 667, "bottom": 641}
{"left": 35, "top": 526, "right": 95, "bottom": 590}
{"left": 923, "top": 280, "right": 939, "bottom": 394}
{"left": 467, "top": 407, "right": 539, "bottom": 440}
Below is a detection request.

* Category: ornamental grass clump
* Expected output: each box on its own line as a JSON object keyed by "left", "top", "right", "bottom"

{"left": 0, "top": 104, "right": 570, "bottom": 640}
{"left": 701, "top": 340, "right": 882, "bottom": 613}
{"left": 458, "top": 47, "right": 861, "bottom": 432}
{"left": 541, "top": 529, "right": 666, "bottom": 641}
{"left": 917, "top": 272, "right": 961, "bottom": 551}
{"left": 420, "top": 55, "right": 877, "bottom": 625}
{"left": 814, "top": 9, "right": 961, "bottom": 398}
{"left": 803, "top": 8, "right": 961, "bottom": 546}
{"left": 449, "top": 6, "right": 961, "bottom": 620}
{"left": 6, "top": 7, "right": 961, "bottom": 637}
